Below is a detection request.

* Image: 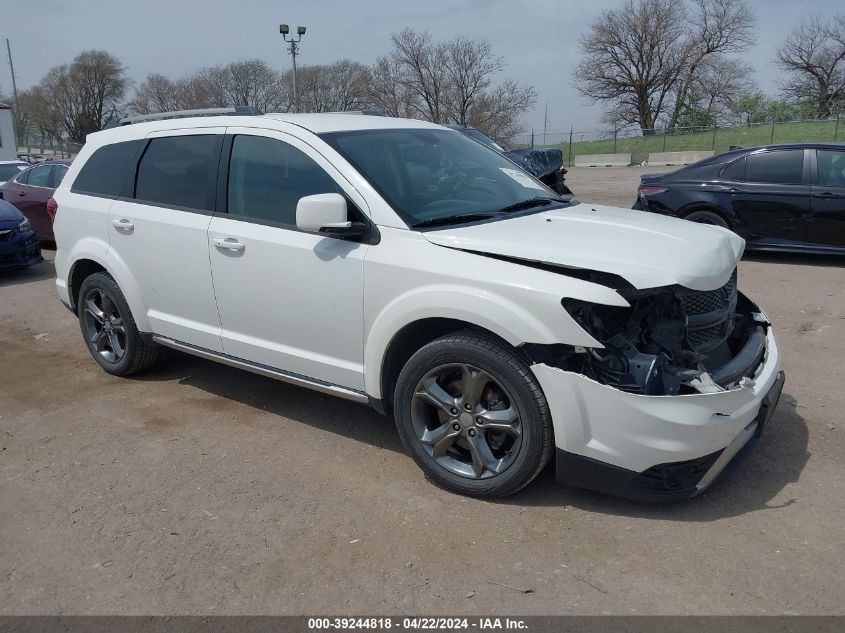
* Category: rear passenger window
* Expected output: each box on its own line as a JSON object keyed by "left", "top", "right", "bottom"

{"left": 135, "top": 135, "right": 218, "bottom": 210}
{"left": 227, "top": 135, "right": 341, "bottom": 226}
{"left": 745, "top": 150, "right": 804, "bottom": 184}
{"left": 72, "top": 139, "right": 143, "bottom": 197}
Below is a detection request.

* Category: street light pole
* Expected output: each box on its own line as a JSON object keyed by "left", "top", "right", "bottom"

{"left": 280, "top": 24, "right": 306, "bottom": 113}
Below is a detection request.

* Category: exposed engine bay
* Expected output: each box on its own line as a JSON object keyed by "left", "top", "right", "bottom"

{"left": 560, "top": 269, "right": 769, "bottom": 396}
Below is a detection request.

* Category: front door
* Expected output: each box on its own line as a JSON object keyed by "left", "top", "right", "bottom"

{"left": 106, "top": 129, "right": 225, "bottom": 351}
{"left": 809, "top": 149, "right": 845, "bottom": 248}
{"left": 208, "top": 128, "right": 368, "bottom": 390}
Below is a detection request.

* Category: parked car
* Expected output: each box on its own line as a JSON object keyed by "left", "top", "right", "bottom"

{"left": 447, "top": 124, "right": 572, "bottom": 195}
{"left": 53, "top": 111, "right": 784, "bottom": 501}
{"left": 0, "top": 160, "right": 29, "bottom": 186}
{"left": 0, "top": 199, "right": 43, "bottom": 270}
{"left": 0, "top": 159, "right": 71, "bottom": 241}
{"left": 633, "top": 143, "right": 845, "bottom": 254}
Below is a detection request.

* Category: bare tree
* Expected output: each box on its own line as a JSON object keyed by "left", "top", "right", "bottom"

{"left": 390, "top": 28, "right": 451, "bottom": 123}
{"left": 444, "top": 37, "right": 505, "bottom": 125}
{"left": 370, "top": 28, "right": 534, "bottom": 143}
{"left": 674, "top": 57, "right": 754, "bottom": 126}
{"left": 667, "top": 0, "right": 756, "bottom": 129}
{"left": 290, "top": 60, "right": 369, "bottom": 113}
{"left": 128, "top": 73, "right": 180, "bottom": 114}
{"left": 364, "top": 55, "right": 419, "bottom": 118}
{"left": 574, "top": 0, "right": 689, "bottom": 134}
{"left": 466, "top": 80, "right": 536, "bottom": 142}
{"left": 40, "top": 50, "right": 128, "bottom": 142}
{"left": 777, "top": 15, "right": 845, "bottom": 118}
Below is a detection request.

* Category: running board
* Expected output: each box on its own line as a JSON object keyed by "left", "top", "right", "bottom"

{"left": 151, "top": 335, "right": 370, "bottom": 404}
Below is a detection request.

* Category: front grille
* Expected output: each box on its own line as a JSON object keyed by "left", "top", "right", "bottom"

{"left": 0, "top": 229, "right": 11, "bottom": 243}
{"left": 680, "top": 269, "right": 738, "bottom": 352}
{"left": 681, "top": 271, "right": 737, "bottom": 315}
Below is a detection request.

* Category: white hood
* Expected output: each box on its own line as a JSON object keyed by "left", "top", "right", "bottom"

{"left": 423, "top": 203, "right": 745, "bottom": 291}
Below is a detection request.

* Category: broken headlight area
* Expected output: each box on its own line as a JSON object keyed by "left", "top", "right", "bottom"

{"left": 560, "top": 269, "right": 767, "bottom": 396}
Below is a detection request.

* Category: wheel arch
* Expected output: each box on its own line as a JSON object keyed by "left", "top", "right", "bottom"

{"left": 678, "top": 203, "right": 734, "bottom": 230}
{"left": 377, "top": 317, "right": 513, "bottom": 414}
{"left": 65, "top": 248, "right": 151, "bottom": 333}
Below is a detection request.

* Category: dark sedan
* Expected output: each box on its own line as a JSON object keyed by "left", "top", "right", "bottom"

{"left": 0, "top": 159, "right": 71, "bottom": 242}
{"left": 633, "top": 143, "right": 845, "bottom": 254}
{"left": 0, "top": 199, "right": 43, "bottom": 270}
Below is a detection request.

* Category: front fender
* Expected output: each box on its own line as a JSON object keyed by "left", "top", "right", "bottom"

{"left": 363, "top": 283, "right": 606, "bottom": 399}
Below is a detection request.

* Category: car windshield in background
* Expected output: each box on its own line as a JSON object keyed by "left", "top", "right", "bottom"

{"left": 0, "top": 164, "right": 26, "bottom": 181}
{"left": 320, "top": 128, "right": 570, "bottom": 229}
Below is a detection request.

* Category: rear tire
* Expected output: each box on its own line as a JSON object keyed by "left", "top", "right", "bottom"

{"left": 683, "top": 209, "right": 730, "bottom": 229}
{"left": 393, "top": 332, "right": 553, "bottom": 498}
{"left": 77, "top": 272, "right": 159, "bottom": 376}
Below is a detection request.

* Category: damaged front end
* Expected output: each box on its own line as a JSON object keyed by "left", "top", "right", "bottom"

{"left": 560, "top": 269, "right": 768, "bottom": 396}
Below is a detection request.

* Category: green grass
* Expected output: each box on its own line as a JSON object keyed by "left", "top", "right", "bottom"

{"left": 555, "top": 119, "right": 843, "bottom": 165}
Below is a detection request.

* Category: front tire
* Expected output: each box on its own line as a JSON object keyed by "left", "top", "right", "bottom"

{"left": 393, "top": 332, "right": 553, "bottom": 498}
{"left": 78, "top": 272, "right": 159, "bottom": 376}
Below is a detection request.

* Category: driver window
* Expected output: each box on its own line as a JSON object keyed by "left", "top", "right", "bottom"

{"left": 227, "top": 135, "right": 341, "bottom": 226}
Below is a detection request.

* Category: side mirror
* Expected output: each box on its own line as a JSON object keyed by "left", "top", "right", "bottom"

{"left": 296, "top": 193, "right": 367, "bottom": 239}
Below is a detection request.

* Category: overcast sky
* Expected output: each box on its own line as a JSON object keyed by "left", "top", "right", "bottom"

{"left": 1, "top": 0, "right": 837, "bottom": 137}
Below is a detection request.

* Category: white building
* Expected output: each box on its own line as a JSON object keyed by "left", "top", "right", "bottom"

{"left": 0, "top": 104, "right": 17, "bottom": 160}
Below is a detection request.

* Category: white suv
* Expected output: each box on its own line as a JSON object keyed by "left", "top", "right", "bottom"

{"left": 53, "top": 111, "right": 784, "bottom": 501}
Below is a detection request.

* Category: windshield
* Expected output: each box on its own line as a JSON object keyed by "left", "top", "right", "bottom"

{"left": 320, "top": 128, "right": 570, "bottom": 228}
{"left": 0, "top": 164, "right": 26, "bottom": 181}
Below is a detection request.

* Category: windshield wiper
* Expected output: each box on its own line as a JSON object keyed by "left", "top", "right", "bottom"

{"left": 495, "top": 196, "right": 565, "bottom": 214}
{"left": 411, "top": 213, "right": 495, "bottom": 229}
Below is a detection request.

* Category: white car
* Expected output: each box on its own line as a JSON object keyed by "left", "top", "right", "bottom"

{"left": 53, "top": 110, "right": 784, "bottom": 501}
{"left": 0, "top": 160, "right": 29, "bottom": 186}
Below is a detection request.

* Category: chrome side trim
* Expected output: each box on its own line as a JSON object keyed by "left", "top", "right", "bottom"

{"left": 151, "top": 335, "right": 370, "bottom": 404}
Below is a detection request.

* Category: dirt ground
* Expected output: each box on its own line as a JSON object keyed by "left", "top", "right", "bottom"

{"left": 1, "top": 166, "right": 843, "bottom": 615}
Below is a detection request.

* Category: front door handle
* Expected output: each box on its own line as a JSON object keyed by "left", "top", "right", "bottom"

{"left": 813, "top": 191, "right": 841, "bottom": 199}
{"left": 112, "top": 218, "right": 134, "bottom": 232}
{"left": 214, "top": 237, "right": 245, "bottom": 252}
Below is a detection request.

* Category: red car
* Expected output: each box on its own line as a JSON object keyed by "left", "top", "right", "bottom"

{"left": 0, "top": 159, "right": 71, "bottom": 242}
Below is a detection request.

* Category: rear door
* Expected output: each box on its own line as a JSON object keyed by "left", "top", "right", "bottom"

{"left": 106, "top": 128, "right": 225, "bottom": 351}
{"left": 726, "top": 149, "right": 811, "bottom": 245}
{"left": 809, "top": 149, "right": 845, "bottom": 248}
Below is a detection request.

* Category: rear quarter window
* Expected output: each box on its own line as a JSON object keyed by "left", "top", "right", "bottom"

{"left": 721, "top": 157, "right": 746, "bottom": 181}
{"left": 71, "top": 140, "right": 144, "bottom": 197}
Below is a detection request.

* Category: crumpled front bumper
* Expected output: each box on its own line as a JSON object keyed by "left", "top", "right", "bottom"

{"left": 532, "top": 326, "right": 783, "bottom": 502}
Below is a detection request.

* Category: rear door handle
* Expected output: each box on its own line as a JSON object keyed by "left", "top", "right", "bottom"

{"left": 213, "top": 237, "right": 245, "bottom": 252}
{"left": 716, "top": 186, "right": 743, "bottom": 194}
{"left": 813, "top": 191, "right": 841, "bottom": 199}
{"left": 112, "top": 218, "right": 134, "bottom": 232}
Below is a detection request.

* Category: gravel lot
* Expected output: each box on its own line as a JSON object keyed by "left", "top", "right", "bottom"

{"left": 1, "top": 166, "right": 843, "bottom": 615}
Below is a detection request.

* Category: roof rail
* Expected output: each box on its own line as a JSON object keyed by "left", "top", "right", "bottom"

{"left": 118, "top": 105, "right": 264, "bottom": 126}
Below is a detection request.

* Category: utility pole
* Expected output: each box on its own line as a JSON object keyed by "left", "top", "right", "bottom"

{"left": 280, "top": 24, "right": 306, "bottom": 113}
{"left": 6, "top": 39, "right": 20, "bottom": 137}
{"left": 543, "top": 102, "right": 549, "bottom": 146}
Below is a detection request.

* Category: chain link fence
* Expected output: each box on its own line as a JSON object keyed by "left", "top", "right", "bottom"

{"left": 512, "top": 117, "right": 843, "bottom": 166}
{"left": 16, "top": 138, "right": 83, "bottom": 160}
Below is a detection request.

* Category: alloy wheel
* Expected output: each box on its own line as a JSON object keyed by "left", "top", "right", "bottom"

{"left": 410, "top": 363, "right": 523, "bottom": 479}
{"left": 82, "top": 288, "right": 126, "bottom": 364}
